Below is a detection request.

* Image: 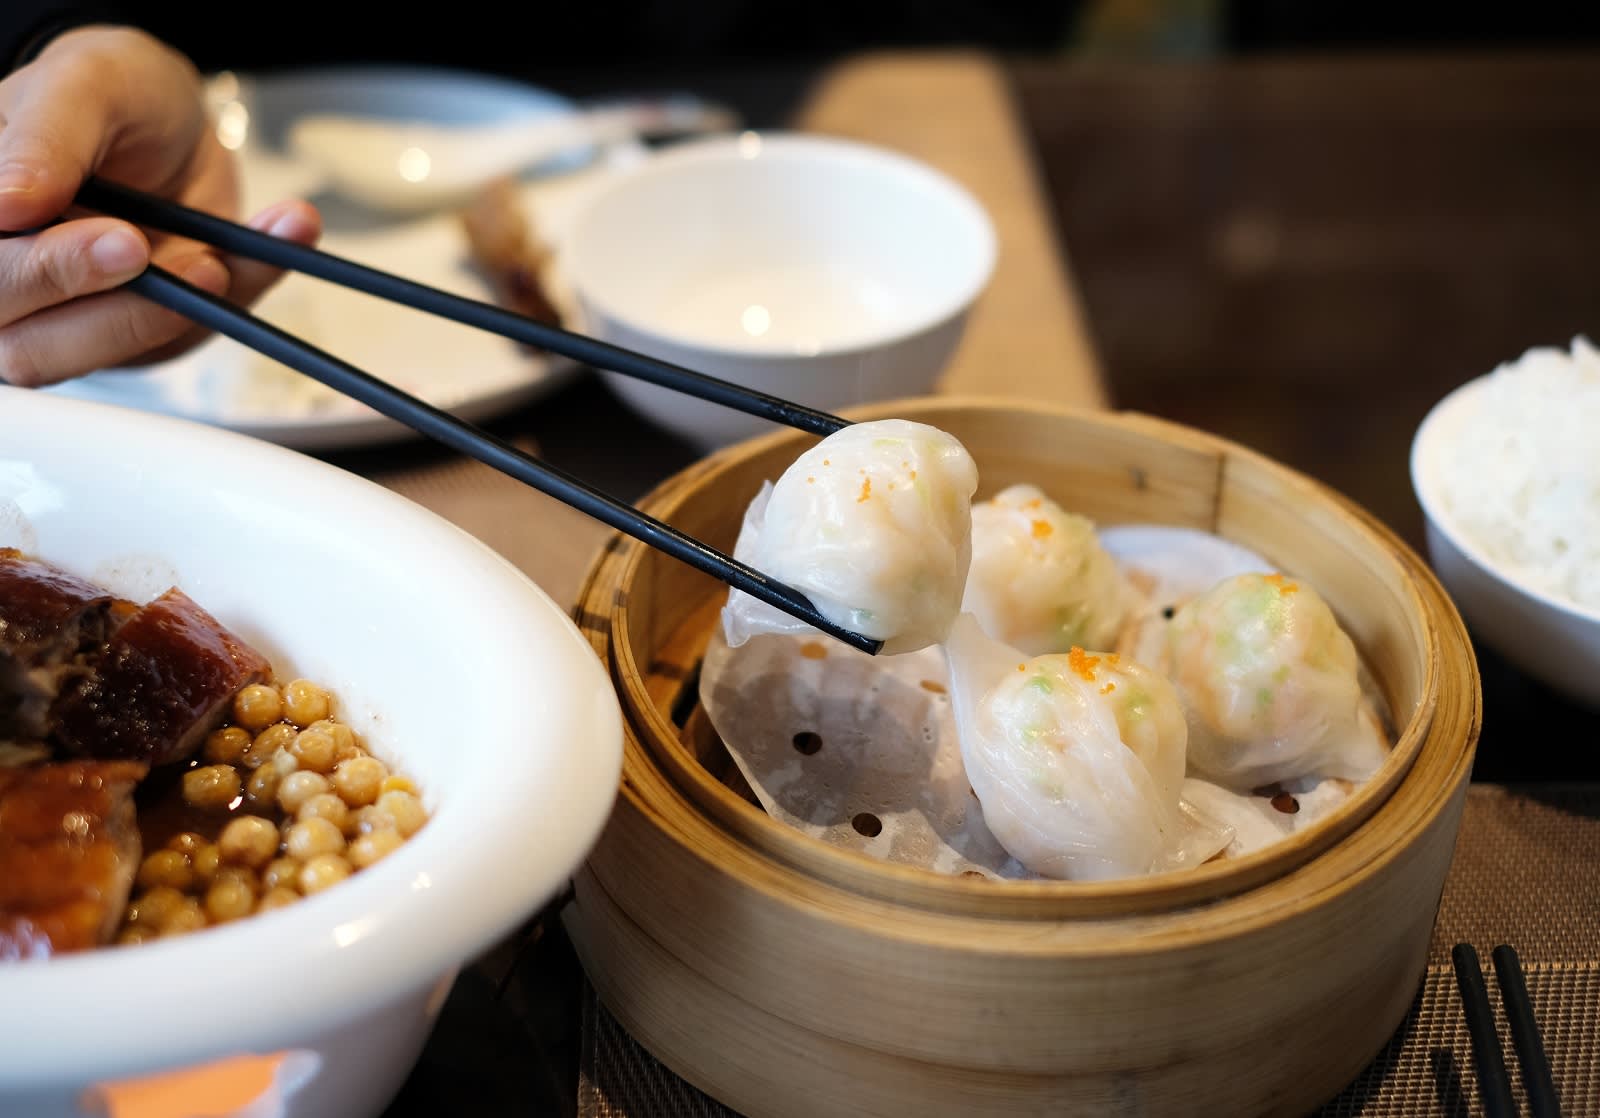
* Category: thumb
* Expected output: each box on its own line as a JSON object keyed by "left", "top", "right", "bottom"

{"left": 0, "top": 59, "right": 115, "bottom": 231}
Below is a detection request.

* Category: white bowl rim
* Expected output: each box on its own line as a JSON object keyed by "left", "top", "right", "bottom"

{"left": 561, "top": 131, "right": 998, "bottom": 360}
{"left": 0, "top": 387, "right": 623, "bottom": 1085}
{"left": 1410, "top": 371, "right": 1600, "bottom": 626}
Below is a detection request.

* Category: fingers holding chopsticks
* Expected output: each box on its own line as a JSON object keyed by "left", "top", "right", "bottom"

{"left": 0, "top": 25, "right": 321, "bottom": 386}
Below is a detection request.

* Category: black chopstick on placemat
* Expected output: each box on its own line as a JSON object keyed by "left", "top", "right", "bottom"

{"left": 75, "top": 176, "right": 850, "bottom": 439}
{"left": 120, "top": 263, "right": 882, "bottom": 656}
{"left": 1452, "top": 943, "right": 1517, "bottom": 1118}
{"left": 1492, "top": 944, "right": 1562, "bottom": 1117}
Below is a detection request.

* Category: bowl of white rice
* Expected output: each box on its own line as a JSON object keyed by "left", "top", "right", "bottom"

{"left": 1411, "top": 336, "right": 1600, "bottom": 705}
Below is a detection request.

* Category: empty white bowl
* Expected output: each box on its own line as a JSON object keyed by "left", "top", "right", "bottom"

{"left": 561, "top": 132, "right": 996, "bottom": 448}
{"left": 0, "top": 387, "right": 622, "bottom": 1117}
{"left": 1411, "top": 372, "right": 1600, "bottom": 705}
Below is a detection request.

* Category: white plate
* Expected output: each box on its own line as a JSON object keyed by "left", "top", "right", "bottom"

{"left": 47, "top": 68, "right": 645, "bottom": 451}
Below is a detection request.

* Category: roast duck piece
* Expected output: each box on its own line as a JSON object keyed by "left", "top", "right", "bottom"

{"left": 0, "top": 550, "right": 270, "bottom": 958}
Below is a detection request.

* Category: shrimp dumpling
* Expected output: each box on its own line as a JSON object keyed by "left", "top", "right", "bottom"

{"left": 721, "top": 419, "right": 979, "bottom": 654}
{"left": 944, "top": 614, "right": 1229, "bottom": 881}
{"left": 1165, "top": 572, "right": 1388, "bottom": 788}
{"left": 962, "top": 484, "right": 1135, "bottom": 656}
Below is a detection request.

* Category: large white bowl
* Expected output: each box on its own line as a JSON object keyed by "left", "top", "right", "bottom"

{"left": 1411, "top": 374, "right": 1600, "bottom": 705}
{"left": 561, "top": 132, "right": 996, "bottom": 449}
{"left": 0, "top": 387, "right": 623, "bottom": 1116}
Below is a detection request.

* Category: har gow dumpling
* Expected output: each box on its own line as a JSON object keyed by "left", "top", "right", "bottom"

{"left": 944, "top": 614, "right": 1229, "bottom": 881}
{"left": 721, "top": 419, "right": 979, "bottom": 654}
{"left": 962, "top": 484, "right": 1135, "bottom": 656}
{"left": 1165, "top": 572, "right": 1388, "bottom": 788}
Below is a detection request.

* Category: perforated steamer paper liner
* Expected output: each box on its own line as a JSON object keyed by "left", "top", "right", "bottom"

{"left": 701, "top": 522, "right": 1389, "bottom": 881}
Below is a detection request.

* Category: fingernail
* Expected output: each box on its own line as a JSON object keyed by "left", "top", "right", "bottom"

{"left": 251, "top": 202, "right": 307, "bottom": 239}
{"left": 90, "top": 229, "right": 146, "bottom": 276}
{"left": 0, "top": 163, "right": 36, "bottom": 195}
{"left": 181, "top": 255, "right": 229, "bottom": 292}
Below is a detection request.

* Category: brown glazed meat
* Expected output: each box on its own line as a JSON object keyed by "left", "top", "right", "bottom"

{"left": 52, "top": 589, "right": 270, "bottom": 767}
{"left": 0, "top": 549, "right": 121, "bottom": 742}
{"left": 0, "top": 760, "right": 147, "bottom": 958}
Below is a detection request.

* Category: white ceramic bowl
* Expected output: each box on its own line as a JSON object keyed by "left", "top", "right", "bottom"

{"left": 561, "top": 132, "right": 996, "bottom": 448}
{"left": 1411, "top": 374, "right": 1600, "bottom": 705}
{"left": 0, "top": 387, "right": 623, "bottom": 1117}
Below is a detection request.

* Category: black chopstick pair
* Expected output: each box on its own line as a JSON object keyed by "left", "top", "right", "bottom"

{"left": 1451, "top": 943, "right": 1561, "bottom": 1117}
{"left": 73, "top": 177, "right": 883, "bottom": 656}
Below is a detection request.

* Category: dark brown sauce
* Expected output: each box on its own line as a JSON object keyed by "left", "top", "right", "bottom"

{"left": 130, "top": 759, "right": 269, "bottom": 853}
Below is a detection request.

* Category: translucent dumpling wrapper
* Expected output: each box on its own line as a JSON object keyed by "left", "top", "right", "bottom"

{"left": 961, "top": 484, "right": 1136, "bottom": 656}
{"left": 943, "top": 614, "right": 1231, "bottom": 881}
{"left": 1165, "top": 572, "right": 1389, "bottom": 789}
{"left": 721, "top": 419, "right": 979, "bottom": 654}
{"left": 701, "top": 520, "right": 1379, "bottom": 881}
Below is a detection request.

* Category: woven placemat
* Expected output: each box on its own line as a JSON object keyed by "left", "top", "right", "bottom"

{"left": 576, "top": 784, "right": 1600, "bottom": 1118}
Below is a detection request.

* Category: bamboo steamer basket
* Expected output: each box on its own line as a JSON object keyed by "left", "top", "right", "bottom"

{"left": 565, "top": 398, "right": 1481, "bottom": 1117}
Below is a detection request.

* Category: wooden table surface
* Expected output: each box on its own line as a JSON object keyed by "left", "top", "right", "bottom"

{"left": 347, "top": 47, "right": 1600, "bottom": 1117}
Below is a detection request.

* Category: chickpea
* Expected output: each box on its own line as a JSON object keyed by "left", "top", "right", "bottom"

{"left": 348, "top": 828, "right": 404, "bottom": 869}
{"left": 288, "top": 725, "right": 338, "bottom": 774}
{"left": 380, "top": 775, "right": 417, "bottom": 797}
{"left": 212, "top": 865, "right": 259, "bottom": 894}
{"left": 203, "top": 726, "right": 252, "bottom": 766}
{"left": 117, "top": 924, "right": 158, "bottom": 946}
{"left": 309, "top": 720, "right": 357, "bottom": 758}
{"left": 218, "top": 816, "right": 280, "bottom": 868}
{"left": 125, "top": 886, "right": 185, "bottom": 928}
{"left": 331, "top": 756, "right": 386, "bottom": 808}
{"left": 376, "top": 790, "right": 427, "bottom": 838}
{"left": 282, "top": 679, "right": 331, "bottom": 727}
{"left": 298, "top": 792, "right": 349, "bottom": 833}
{"left": 257, "top": 886, "right": 301, "bottom": 912}
{"left": 350, "top": 804, "right": 394, "bottom": 836}
{"left": 231, "top": 684, "right": 283, "bottom": 731}
{"left": 205, "top": 877, "right": 256, "bottom": 923}
{"left": 277, "top": 771, "right": 331, "bottom": 815}
{"left": 137, "top": 849, "right": 193, "bottom": 892}
{"left": 191, "top": 843, "right": 221, "bottom": 883}
{"left": 298, "top": 853, "right": 352, "bottom": 895}
{"left": 262, "top": 857, "right": 301, "bottom": 892}
{"left": 162, "top": 898, "right": 208, "bottom": 935}
{"left": 182, "top": 764, "right": 242, "bottom": 810}
{"left": 244, "top": 723, "right": 298, "bottom": 769}
{"left": 166, "top": 831, "right": 207, "bottom": 857}
{"left": 270, "top": 747, "right": 301, "bottom": 777}
{"left": 245, "top": 765, "right": 281, "bottom": 811}
{"left": 285, "top": 817, "right": 345, "bottom": 861}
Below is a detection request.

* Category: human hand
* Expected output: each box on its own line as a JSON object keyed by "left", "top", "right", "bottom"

{"left": 0, "top": 25, "right": 321, "bottom": 386}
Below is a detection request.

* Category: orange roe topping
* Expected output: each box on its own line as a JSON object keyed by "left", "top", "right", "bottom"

{"left": 1017, "top": 663, "right": 1027, "bottom": 672}
{"left": 857, "top": 478, "right": 872, "bottom": 503}
{"left": 823, "top": 459, "right": 831, "bottom": 466}
{"left": 1067, "top": 646, "right": 1101, "bottom": 682}
{"left": 1100, "top": 682, "right": 1116, "bottom": 695}
{"left": 807, "top": 476, "right": 815, "bottom": 484}
{"left": 910, "top": 470, "right": 917, "bottom": 481}
{"left": 1024, "top": 498, "right": 1042, "bottom": 509}
{"left": 1031, "top": 519, "right": 1053, "bottom": 539}
{"left": 1265, "top": 572, "right": 1299, "bottom": 594}
{"left": 1105, "top": 652, "right": 1121, "bottom": 667}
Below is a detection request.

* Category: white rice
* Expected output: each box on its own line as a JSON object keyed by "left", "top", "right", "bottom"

{"left": 1435, "top": 336, "right": 1600, "bottom": 612}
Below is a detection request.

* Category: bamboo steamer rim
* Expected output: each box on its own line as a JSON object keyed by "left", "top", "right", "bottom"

{"left": 582, "top": 396, "right": 1471, "bottom": 922}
